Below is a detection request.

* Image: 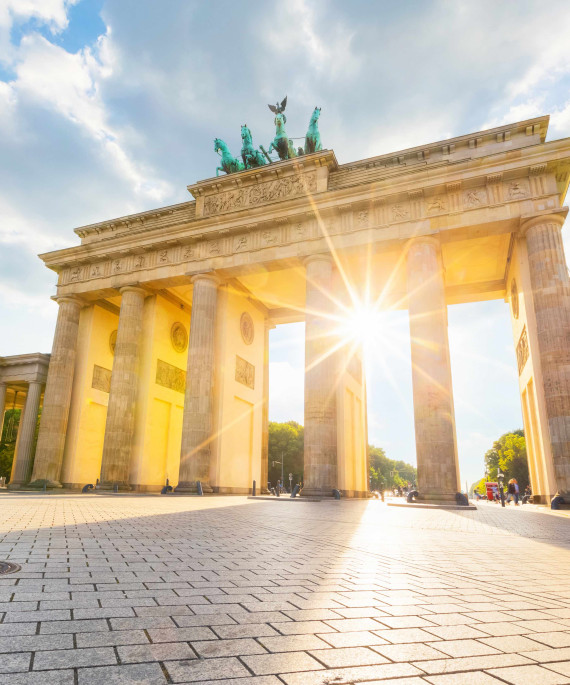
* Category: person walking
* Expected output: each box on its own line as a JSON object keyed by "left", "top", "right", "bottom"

{"left": 507, "top": 479, "right": 516, "bottom": 505}
{"left": 514, "top": 479, "right": 520, "bottom": 506}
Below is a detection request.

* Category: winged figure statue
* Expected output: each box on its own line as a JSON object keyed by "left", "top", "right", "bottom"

{"left": 268, "top": 96, "right": 287, "bottom": 115}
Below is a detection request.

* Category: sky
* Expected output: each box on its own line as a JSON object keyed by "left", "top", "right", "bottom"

{"left": 2, "top": 0, "right": 570, "bottom": 488}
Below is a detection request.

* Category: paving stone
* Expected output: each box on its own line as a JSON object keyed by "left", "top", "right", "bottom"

{"left": 375, "top": 627, "right": 443, "bottom": 643}
{"left": 0, "top": 652, "right": 31, "bottom": 673}
{"left": 316, "top": 630, "right": 388, "bottom": 648}
{"left": 523, "top": 647, "right": 570, "bottom": 662}
{"left": 372, "top": 642, "right": 449, "bottom": 661}
{"left": 430, "top": 639, "right": 501, "bottom": 657}
{"left": 527, "top": 632, "right": 570, "bottom": 647}
{"left": 166, "top": 656, "right": 251, "bottom": 682}
{"left": 415, "top": 653, "right": 535, "bottom": 674}
{"left": 279, "top": 662, "right": 422, "bottom": 684}
{"left": 192, "top": 637, "right": 267, "bottom": 657}
{"left": 546, "top": 662, "right": 570, "bottom": 677}
{"left": 77, "top": 663, "right": 167, "bottom": 684}
{"left": 148, "top": 626, "right": 218, "bottom": 642}
{"left": 481, "top": 635, "right": 552, "bottom": 652}
{"left": 308, "top": 646, "right": 388, "bottom": 668}
{"left": 242, "top": 650, "right": 324, "bottom": 675}
{"left": 0, "top": 671, "right": 74, "bottom": 685}
{"left": 425, "top": 673, "right": 506, "bottom": 684}
{"left": 258, "top": 634, "right": 330, "bottom": 652}
{"left": 0, "top": 633, "right": 73, "bottom": 652}
{"left": 486, "top": 664, "right": 570, "bottom": 684}
{"left": 34, "top": 647, "right": 117, "bottom": 670}
{"left": 215, "top": 622, "right": 279, "bottom": 638}
{"left": 118, "top": 641, "right": 195, "bottom": 662}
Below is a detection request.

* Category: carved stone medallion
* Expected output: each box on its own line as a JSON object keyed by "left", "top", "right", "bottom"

{"left": 109, "top": 330, "right": 118, "bottom": 355}
{"left": 240, "top": 312, "right": 254, "bottom": 345}
{"left": 171, "top": 322, "right": 188, "bottom": 353}
{"left": 510, "top": 279, "right": 519, "bottom": 320}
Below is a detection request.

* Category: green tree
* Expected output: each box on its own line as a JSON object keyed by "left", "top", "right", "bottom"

{"left": 368, "top": 444, "right": 416, "bottom": 491}
{"left": 484, "top": 429, "right": 529, "bottom": 489}
{"left": 0, "top": 408, "right": 21, "bottom": 481}
{"left": 268, "top": 421, "right": 304, "bottom": 488}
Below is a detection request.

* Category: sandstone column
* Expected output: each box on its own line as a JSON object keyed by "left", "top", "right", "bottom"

{"left": 522, "top": 213, "right": 570, "bottom": 497}
{"left": 100, "top": 286, "right": 146, "bottom": 489}
{"left": 0, "top": 383, "right": 6, "bottom": 441}
{"left": 9, "top": 382, "right": 42, "bottom": 487}
{"left": 176, "top": 274, "right": 220, "bottom": 492}
{"left": 261, "top": 322, "right": 274, "bottom": 493}
{"left": 303, "top": 254, "right": 338, "bottom": 496}
{"left": 407, "top": 237, "right": 460, "bottom": 500}
{"left": 30, "top": 296, "right": 82, "bottom": 487}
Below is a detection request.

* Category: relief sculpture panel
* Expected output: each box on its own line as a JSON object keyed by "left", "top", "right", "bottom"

{"left": 203, "top": 172, "right": 317, "bottom": 217}
{"left": 235, "top": 355, "right": 255, "bottom": 389}
{"left": 92, "top": 365, "right": 112, "bottom": 393}
{"left": 156, "top": 359, "right": 186, "bottom": 393}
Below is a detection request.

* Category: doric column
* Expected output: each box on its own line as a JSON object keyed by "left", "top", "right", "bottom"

{"left": 261, "top": 322, "right": 275, "bottom": 493}
{"left": 407, "top": 236, "right": 460, "bottom": 500}
{"left": 9, "top": 382, "right": 42, "bottom": 487}
{"left": 100, "top": 286, "right": 146, "bottom": 488}
{"left": 522, "top": 213, "right": 570, "bottom": 496}
{"left": 0, "top": 383, "right": 6, "bottom": 441}
{"left": 30, "top": 296, "right": 82, "bottom": 487}
{"left": 176, "top": 274, "right": 220, "bottom": 492}
{"left": 303, "top": 254, "right": 338, "bottom": 496}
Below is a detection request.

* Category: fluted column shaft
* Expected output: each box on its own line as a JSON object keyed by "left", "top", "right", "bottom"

{"left": 177, "top": 274, "right": 220, "bottom": 491}
{"left": 303, "top": 254, "right": 338, "bottom": 496}
{"left": 100, "top": 286, "right": 146, "bottom": 487}
{"left": 30, "top": 297, "right": 82, "bottom": 487}
{"left": 0, "top": 383, "right": 6, "bottom": 441}
{"left": 261, "top": 322, "right": 274, "bottom": 493}
{"left": 524, "top": 214, "right": 570, "bottom": 495}
{"left": 10, "top": 382, "right": 42, "bottom": 486}
{"left": 407, "top": 237, "right": 460, "bottom": 499}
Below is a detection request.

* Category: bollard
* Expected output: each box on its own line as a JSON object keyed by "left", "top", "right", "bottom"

{"left": 252, "top": 480, "right": 256, "bottom": 497}
{"left": 42, "top": 481, "right": 47, "bottom": 492}
{"left": 81, "top": 484, "right": 94, "bottom": 493}
{"left": 113, "top": 483, "right": 118, "bottom": 493}
{"left": 196, "top": 481, "right": 203, "bottom": 496}
{"left": 290, "top": 484, "right": 300, "bottom": 498}
{"left": 332, "top": 489, "right": 341, "bottom": 500}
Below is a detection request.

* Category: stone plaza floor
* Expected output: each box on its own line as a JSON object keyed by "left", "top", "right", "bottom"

{"left": 0, "top": 494, "right": 570, "bottom": 684}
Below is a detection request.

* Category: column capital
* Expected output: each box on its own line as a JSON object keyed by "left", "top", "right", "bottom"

{"left": 303, "top": 253, "right": 334, "bottom": 268}
{"left": 51, "top": 295, "right": 85, "bottom": 308}
{"left": 190, "top": 272, "right": 222, "bottom": 287}
{"left": 118, "top": 285, "right": 146, "bottom": 297}
{"left": 520, "top": 209, "right": 567, "bottom": 237}
{"left": 405, "top": 234, "right": 440, "bottom": 254}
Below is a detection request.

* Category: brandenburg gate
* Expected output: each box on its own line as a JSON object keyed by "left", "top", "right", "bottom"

{"left": 16, "top": 114, "right": 570, "bottom": 504}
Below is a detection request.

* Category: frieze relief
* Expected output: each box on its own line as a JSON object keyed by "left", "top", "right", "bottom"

{"left": 92, "top": 364, "right": 112, "bottom": 393}
{"left": 203, "top": 172, "right": 317, "bottom": 217}
{"left": 156, "top": 359, "right": 186, "bottom": 393}
{"left": 60, "top": 173, "right": 545, "bottom": 286}
{"left": 516, "top": 326, "right": 529, "bottom": 375}
{"left": 235, "top": 355, "right": 255, "bottom": 389}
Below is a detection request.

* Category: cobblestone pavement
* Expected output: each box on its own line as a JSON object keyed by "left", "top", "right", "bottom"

{"left": 0, "top": 495, "right": 570, "bottom": 684}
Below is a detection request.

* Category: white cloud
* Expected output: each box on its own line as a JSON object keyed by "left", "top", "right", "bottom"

{"left": 269, "top": 361, "right": 304, "bottom": 423}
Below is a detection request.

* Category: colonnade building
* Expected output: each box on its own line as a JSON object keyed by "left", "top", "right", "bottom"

{"left": 5, "top": 115, "right": 570, "bottom": 503}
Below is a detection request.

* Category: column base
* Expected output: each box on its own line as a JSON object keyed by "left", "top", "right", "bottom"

{"left": 175, "top": 481, "right": 214, "bottom": 494}
{"left": 98, "top": 482, "right": 132, "bottom": 492}
{"left": 301, "top": 487, "right": 334, "bottom": 498}
{"left": 28, "top": 479, "right": 63, "bottom": 489}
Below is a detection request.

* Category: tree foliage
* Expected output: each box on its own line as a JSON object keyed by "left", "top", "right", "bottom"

{"left": 0, "top": 409, "right": 21, "bottom": 481}
{"left": 268, "top": 421, "right": 304, "bottom": 486}
{"left": 369, "top": 444, "right": 416, "bottom": 490}
{"left": 484, "top": 429, "right": 529, "bottom": 488}
{"left": 266, "top": 422, "right": 417, "bottom": 493}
